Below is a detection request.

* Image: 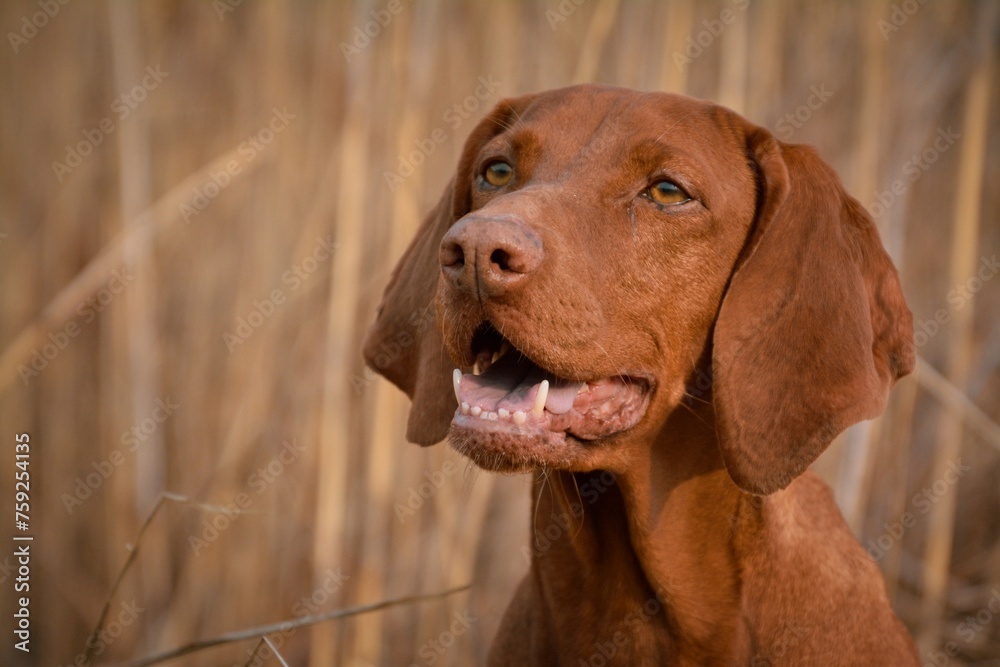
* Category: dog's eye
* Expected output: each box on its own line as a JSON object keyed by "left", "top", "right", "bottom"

{"left": 645, "top": 179, "right": 690, "bottom": 205}
{"left": 482, "top": 161, "right": 514, "bottom": 187}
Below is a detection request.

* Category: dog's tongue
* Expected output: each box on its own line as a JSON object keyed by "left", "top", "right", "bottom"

{"left": 458, "top": 352, "right": 583, "bottom": 415}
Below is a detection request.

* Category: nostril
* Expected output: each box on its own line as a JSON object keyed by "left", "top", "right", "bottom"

{"left": 441, "top": 241, "right": 465, "bottom": 269}
{"left": 490, "top": 248, "right": 511, "bottom": 272}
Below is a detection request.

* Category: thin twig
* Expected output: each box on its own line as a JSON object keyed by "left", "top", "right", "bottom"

{"left": 240, "top": 637, "right": 290, "bottom": 667}
{"left": 115, "top": 584, "right": 472, "bottom": 667}
{"left": 263, "top": 636, "right": 290, "bottom": 667}
{"left": 83, "top": 492, "right": 192, "bottom": 663}
{"left": 914, "top": 356, "right": 1000, "bottom": 454}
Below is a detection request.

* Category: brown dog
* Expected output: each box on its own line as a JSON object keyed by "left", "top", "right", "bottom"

{"left": 364, "top": 85, "right": 920, "bottom": 665}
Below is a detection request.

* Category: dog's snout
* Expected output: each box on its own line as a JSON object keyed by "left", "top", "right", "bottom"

{"left": 440, "top": 215, "right": 543, "bottom": 299}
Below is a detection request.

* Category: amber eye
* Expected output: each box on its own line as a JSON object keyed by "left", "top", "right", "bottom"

{"left": 645, "top": 179, "right": 690, "bottom": 205}
{"left": 482, "top": 161, "right": 514, "bottom": 187}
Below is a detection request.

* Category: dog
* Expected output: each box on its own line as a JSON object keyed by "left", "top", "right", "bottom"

{"left": 363, "top": 84, "right": 920, "bottom": 665}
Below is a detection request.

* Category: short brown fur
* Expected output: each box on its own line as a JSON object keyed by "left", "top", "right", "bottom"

{"left": 364, "top": 85, "right": 919, "bottom": 665}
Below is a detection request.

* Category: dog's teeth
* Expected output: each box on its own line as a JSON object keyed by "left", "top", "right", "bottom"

{"left": 460, "top": 402, "right": 470, "bottom": 415}
{"left": 532, "top": 380, "right": 549, "bottom": 417}
{"left": 498, "top": 408, "right": 510, "bottom": 420}
{"left": 453, "top": 368, "right": 462, "bottom": 404}
{"left": 479, "top": 411, "right": 490, "bottom": 420}
{"left": 512, "top": 410, "right": 526, "bottom": 425}
{"left": 473, "top": 362, "right": 482, "bottom": 376}
{"left": 487, "top": 411, "right": 498, "bottom": 421}
{"left": 470, "top": 405, "right": 482, "bottom": 417}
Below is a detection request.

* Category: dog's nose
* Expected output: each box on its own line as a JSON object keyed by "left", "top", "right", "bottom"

{"left": 439, "top": 215, "right": 543, "bottom": 299}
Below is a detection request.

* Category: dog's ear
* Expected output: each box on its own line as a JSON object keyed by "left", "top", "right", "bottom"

{"left": 362, "top": 94, "right": 538, "bottom": 445}
{"left": 712, "top": 127, "right": 914, "bottom": 495}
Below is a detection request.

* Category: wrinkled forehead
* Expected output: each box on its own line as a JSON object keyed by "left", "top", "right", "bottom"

{"left": 479, "top": 87, "right": 748, "bottom": 185}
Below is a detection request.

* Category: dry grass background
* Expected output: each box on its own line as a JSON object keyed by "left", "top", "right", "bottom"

{"left": 0, "top": 0, "right": 998, "bottom": 665}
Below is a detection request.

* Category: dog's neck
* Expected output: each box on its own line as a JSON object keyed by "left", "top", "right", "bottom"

{"left": 529, "top": 404, "right": 752, "bottom": 662}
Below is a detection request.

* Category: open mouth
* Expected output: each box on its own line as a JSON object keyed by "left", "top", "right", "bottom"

{"left": 450, "top": 323, "right": 651, "bottom": 444}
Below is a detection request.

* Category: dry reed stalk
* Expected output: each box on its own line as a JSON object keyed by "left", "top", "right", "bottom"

{"left": 659, "top": 0, "right": 692, "bottom": 94}
{"left": 918, "top": 55, "right": 992, "bottom": 652}
{"left": 716, "top": 0, "right": 747, "bottom": 113}
{"left": 745, "top": 1, "right": 783, "bottom": 122}
{"left": 572, "top": 0, "right": 621, "bottom": 84}
{"left": 106, "top": 8, "right": 171, "bottom": 659}
{"left": 350, "top": 15, "right": 423, "bottom": 664}
{"left": 882, "top": 376, "right": 920, "bottom": 599}
{"left": 835, "top": 0, "right": 890, "bottom": 534}
{"left": 914, "top": 359, "right": 1000, "bottom": 455}
{"left": 311, "top": 49, "right": 368, "bottom": 667}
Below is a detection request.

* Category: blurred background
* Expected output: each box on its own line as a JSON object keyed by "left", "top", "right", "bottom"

{"left": 0, "top": 0, "right": 998, "bottom": 665}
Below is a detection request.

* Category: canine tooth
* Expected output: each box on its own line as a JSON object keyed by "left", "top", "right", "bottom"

{"left": 498, "top": 408, "right": 510, "bottom": 419}
{"left": 453, "top": 369, "right": 462, "bottom": 404}
{"left": 470, "top": 405, "right": 482, "bottom": 417}
{"left": 532, "top": 380, "right": 549, "bottom": 417}
{"left": 492, "top": 340, "right": 511, "bottom": 364}
{"left": 473, "top": 362, "right": 482, "bottom": 376}
{"left": 461, "top": 402, "right": 470, "bottom": 415}
{"left": 512, "top": 410, "right": 526, "bottom": 425}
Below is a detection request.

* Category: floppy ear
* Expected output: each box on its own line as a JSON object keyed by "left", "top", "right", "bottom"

{"left": 362, "top": 94, "right": 539, "bottom": 445}
{"left": 362, "top": 182, "right": 457, "bottom": 445}
{"left": 712, "top": 128, "right": 915, "bottom": 495}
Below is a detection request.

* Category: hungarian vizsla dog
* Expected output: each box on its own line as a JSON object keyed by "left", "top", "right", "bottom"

{"left": 364, "top": 85, "right": 919, "bottom": 665}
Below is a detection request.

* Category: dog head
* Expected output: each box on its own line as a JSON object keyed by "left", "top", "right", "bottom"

{"left": 363, "top": 85, "right": 913, "bottom": 495}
